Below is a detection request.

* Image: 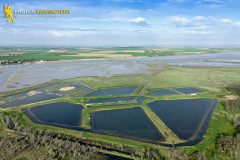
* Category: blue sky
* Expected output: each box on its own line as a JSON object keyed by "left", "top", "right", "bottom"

{"left": 0, "top": 0, "right": 240, "bottom": 47}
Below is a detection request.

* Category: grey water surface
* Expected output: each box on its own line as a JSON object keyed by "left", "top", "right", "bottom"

{"left": 1, "top": 52, "right": 240, "bottom": 92}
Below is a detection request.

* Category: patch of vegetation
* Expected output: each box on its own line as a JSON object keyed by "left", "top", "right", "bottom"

{"left": 78, "top": 67, "right": 240, "bottom": 92}
{"left": 223, "top": 84, "right": 240, "bottom": 113}
{"left": 1, "top": 48, "right": 240, "bottom": 64}
{"left": 224, "top": 98, "right": 240, "bottom": 113}
{"left": 0, "top": 110, "right": 169, "bottom": 160}
{"left": 225, "top": 84, "right": 240, "bottom": 95}
{"left": 113, "top": 48, "right": 240, "bottom": 57}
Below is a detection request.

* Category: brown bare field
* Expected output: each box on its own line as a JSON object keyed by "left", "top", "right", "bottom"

{"left": 0, "top": 52, "right": 25, "bottom": 56}
{"left": 59, "top": 86, "right": 75, "bottom": 91}
{"left": 27, "top": 90, "right": 41, "bottom": 96}
{"left": 225, "top": 95, "right": 239, "bottom": 100}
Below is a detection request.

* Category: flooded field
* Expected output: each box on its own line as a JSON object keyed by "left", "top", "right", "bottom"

{"left": 56, "top": 83, "right": 90, "bottom": 95}
{"left": 91, "top": 107, "right": 164, "bottom": 142}
{"left": 1, "top": 52, "right": 240, "bottom": 92}
{"left": 151, "top": 88, "right": 203, "bottom": 96}
{"left": 147, "top": 99, "right": 217, "bottom": 140}
{"left": 174, "top": 88, "right": 203, "bottom": 94}
{"left": 0, "top": 82, "right": 95, "bottom": 108}
{"left": 69, "top": 83, "right": 87, "bottom": 89}
{"left": 70, "top": 88, "right": 94, "bottom": 97}
{"left": 87, "top": 96, "right": 136, "bottom": 104}
{"left": 86, "top": 86, "right": 137, "bottom": 97}
{"left": 0, "top": 91, "right": 60, "bottom": 108}
{"left": 25, "top": 102, "right": 83, "bottom": 128}
{"left": 39, "top": 82, "right": 67, "bottom": 92}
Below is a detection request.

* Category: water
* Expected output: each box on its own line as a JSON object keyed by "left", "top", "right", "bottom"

{"left": 1, "top": 52, "right": 240, "bottom": 92}
{"left": 69, "top": 82, "right": 87, "bottom": 89}
{"left": 137, "top": 96, "right": 151, "bottom": 105}
{"left": 87, "top": 96, "right": 136, "bottom": 104}
{"left": 0, "top": 82, "right": 71, "bottom": 108}
{"left": 39, "top": 82, "right": 67, "bottom": 92}
{"left": 91, "top": 107, "right": 164, "bottom": 142}
{"left": 70, "top": 87, "right": 94, "bottom": 97}
{"left": 173, "top": 87, "right": 203, "bottom": 94}
{"left": 152, "top": 89, "right": 179, "bottom": 96}
{"left": 147, "top": 99, "right": 217, "bottom": 140}
{"left": 25, "top": 102, "right": 83, "bottom": 127}
{"left": 0, "top": 92, "right": 60, "bottom": 108}
{"left": 86, "top": 86, "right": 137, "bottom": 97}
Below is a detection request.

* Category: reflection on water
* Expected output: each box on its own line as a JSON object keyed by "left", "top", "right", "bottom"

{"left": 148, "top": 99, "right": 217, "bottom": 140}
{"left": 25, "top": 102, "right": 83, "bottom": 127}
{"left": 91, "top": 107, "right": 164, "bottom": 142}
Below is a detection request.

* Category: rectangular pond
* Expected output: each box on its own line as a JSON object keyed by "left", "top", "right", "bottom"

{"left": 91, "top": 107, "right": 164, "bottom": 142}
{"left": 147, "top": 99, "right": 217, "bottom": 140}
{"left": 87, "top": 96, "right": 136, "bottom": 104}
{"left": 0, "top": 92, "right": 60, "bottom": 108}
{"left": 86, "top": 86, "right": 138, "bottom": 97}
{"left": 25, "top": 102, "right": 83, "bottom": 128}
{"left": 173, "top": 87, "right": 203, "bottom": 94}
{"left": 151, "top": 89, "right": 179, "bottom": 96}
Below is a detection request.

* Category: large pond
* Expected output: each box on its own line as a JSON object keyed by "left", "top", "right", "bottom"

{"left": 0, "top": 92, "right": 60, "bottom": 108}
{"left": 91, "top": 107, "right": 164, "bottom": 142}
{"left": 152, "top": 89, "right": 179, "bottom": 96}
{"left": 86, "top": 86, "right": 137, "bottom": 97}
{"left": 87, "top": 96, "right": 136, "bottom": 104}
{"left": 147, "top": 99, "right": 217, "bottom": 141}
{"left": 25, "top": 102, "right": 83, "bottom": 129}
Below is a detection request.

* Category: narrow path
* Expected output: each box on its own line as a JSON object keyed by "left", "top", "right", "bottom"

{"left": 142, "top": 105, "right": 184, "bottom": 144}
{"left": 140, "top": 81, "right": 148, "bottom": 95}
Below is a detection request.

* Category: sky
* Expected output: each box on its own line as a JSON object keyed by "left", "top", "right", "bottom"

{"left": 0, "top": 0, "right": 240, "bottom": 47}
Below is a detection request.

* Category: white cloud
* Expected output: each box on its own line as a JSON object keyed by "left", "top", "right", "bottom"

{"left": 129, "top": 17, "right": 146, "bottom": 23}
{"left": 169, "top": 16, "right": 240, "bottom": 28}
{"left": 128, "top": 17, "right": 150, "bottom": 27}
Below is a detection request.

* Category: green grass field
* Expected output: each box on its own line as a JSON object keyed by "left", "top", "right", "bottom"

{"left": 1, "top": 48, "right": 240, "bottom": 63}
{"left": 76, "top": 67, "right": 240, "bottom": 92}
